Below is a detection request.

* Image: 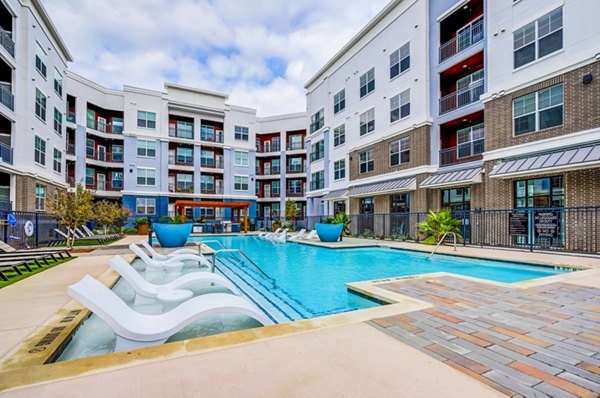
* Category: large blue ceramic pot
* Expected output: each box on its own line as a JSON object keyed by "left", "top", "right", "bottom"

{"left": 153, "top": 223, "right": 192, "bottom": 248}
{"left": 315, "top": 223, "right": 343, "bottom": 243}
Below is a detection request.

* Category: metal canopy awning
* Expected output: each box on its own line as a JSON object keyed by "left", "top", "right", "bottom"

{"left": 420, "top": 167, "right": 483, "bottom": 188}
{"left": 490, "top": 143, "right": 600, "bottom": 179}
{"left": 347, "top": 177, "right": 416, "bottom": 197}
{"left": 322, "top": 189, "right": 348, "bottom": 200}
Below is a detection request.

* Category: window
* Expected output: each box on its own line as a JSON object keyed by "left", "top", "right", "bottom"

{"left": 359, "top": 108, "right": 375, "bottom": 136}
{"left": 289, "top": 180, "right": 303, "bottom": 194}
{"left": 234, "top": 175, "right": 249, "bottom": 191}
{"left": 86, "top": 138, "right": 95, "bottom": 158}
{"left": 53, "top": 108, "right": 62, "bottom": 135}
{"left": 136, "top": 198, "right": 156, "bottom": 215}
{"left": 310, "top": 109, "right": 324, "bottom": 133}
{"left": 272, "top": 180, "right": 280, "bottom": 195}
{"left": 111, "top": 172, "right": 123, "bottom": 188}
{"left": 390, "top": 42, "right": 410, "bottom": 79}
{"left": 334, "top": 124, "right": 345, "bottom": 147}
{"left": 360, "top": 197, "right": 374, "bottom": 214}
{"left": 272, "top": 159, "right": 280, "bottom": 173}
{"left": 176, "top": 121, "right": 193, "bottom": 139}
{"left": 85, "top": 168, "right": 95, "bottom": 186}
{"left": 112, "top": 145, "right": 123, "bottom": 161}
{"left": 201, "top": 150, "right": 214, "bottom": 167}
{"left": 137, "top": 168, "right": 156, "bottom": 186}
{"left": 442, "top": 187, "right": 471, "bottom": 211}
{"left": 390, "top": 89, "right": 410, "bottom": 122}
{"left": 53, "top": 148, "right": 62, "bottom": 173}
{"left": 176, "top": 147, "right": 193, "bottom": 164}
{"left": 137, "top": 139, "right": 156, "bottom": 158}
{"left": 513, "top": 84, "right": 563, "bottom": 135}
{"left": 176, "top": 174, "right": 193, "bottom": 191}
{"left": 35, "top": 43, "right": 47, "bottom": 77}
{"left": 359, "top": 149, "right": 374, "bottom": 174}
{"left": 34, "top": 136, "right": 46, "bottom": 165}
{"left": 288, "top": 157, "right": 303, "bottom": 172}
{"left": 234, "top": 126, "right": 249, "bottom": 141}
{"left": 310, "top": 140, "right": 325, "bottom": 162}
{"left": 137, "top": 111, "right": 156, "bottom": 129}
{"left": 390, "top": 137, "right": 410, "bottom": 166}
{"left": 35, "top": 89, "right": 46, "bottom": 121}
{"left": 514, "top": 7, "right": 562, "bottom": 68}
{"left": 334, "top": 159, "right": 345, "bottom": 180}
{"left": 333, "top": 90, "right": 345, "bottom": 114}
{"left": 310, "top": 170, "right": 325, "bottom": 190}
{"left": 54, "top": 69, "right": 63, "bottom": 97}
{"left": 201, "top": 175, "right": 214, "bottom": 191}
{"left": 234, "top": 150, "right": 249, "bottom": 167}
{"left": 390, "top": 194, "right": 410, "bottom": 213}
{"left": 457, "top": 123, "right": 485, "bottom": 158}
{"left": 515, "top": 176, "right": 564, "bottom": 208}
{"left": 34, "top": 184, "right": 46, "bottom": 211}
{"left": 360, "top": 68, "right": 375, "bottom": 98}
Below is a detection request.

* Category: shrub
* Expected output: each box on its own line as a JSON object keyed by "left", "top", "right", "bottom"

{"left": 417, "top": 209, "right": 462, "bottom": 245}
{"left": 122, "top": 227, "right": 138, "bottom": 235}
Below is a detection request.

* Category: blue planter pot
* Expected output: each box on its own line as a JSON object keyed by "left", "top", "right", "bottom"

{"left": 315, "top": 223, "right": 343, "bottom": 243}
{"left": 153, "top": 223, "right": 192, "bottom": 248}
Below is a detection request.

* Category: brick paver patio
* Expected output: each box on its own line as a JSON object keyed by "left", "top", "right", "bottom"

{"left": 368, "top": 277, "right": 600, "bottom": 398}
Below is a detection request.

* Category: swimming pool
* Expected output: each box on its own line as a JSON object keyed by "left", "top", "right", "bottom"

{"left": 192, "top": 236, "right": 570, "bottom": 321}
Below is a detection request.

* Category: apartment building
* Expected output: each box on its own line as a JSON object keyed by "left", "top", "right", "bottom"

{"left": 255, "top": 113, "right": 307, "bottom": 220}
{"left": 0, "top": 0, "right": 72, "bottom": 212}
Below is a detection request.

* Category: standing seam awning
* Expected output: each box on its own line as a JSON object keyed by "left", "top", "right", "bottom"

{"left": 420, "top": 167, "right": 483, "bottom": 188}
{"left": 347, "top": 177, "right": 416, "bottom": 197}
{"left": 490, "top": 143, "right": 600, "bottom": 178}
{"left": 322, "top": 189, "right": 348, "bottom": 200}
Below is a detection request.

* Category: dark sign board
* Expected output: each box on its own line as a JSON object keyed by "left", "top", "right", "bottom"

{"left": 509, "top": 211, "right": 529, "bottom": 236}
{"left": 534, "top": 210, "right": 560, "bottom": 239}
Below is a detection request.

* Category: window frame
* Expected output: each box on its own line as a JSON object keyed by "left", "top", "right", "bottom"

{"left": 234, "top": 175, "right": 249, "bottom": 191}
{"left": 310, "top": 109, "right": 325, "bottom": 133}
{"left": 513, "top": 7, "right": 563, "bottom": 69}
{"left": 234, "top": 126, "right": 249, "bottom": 141}
{"left": 333, "top": 124, "right": 345, "bottom": 147}
{"left": 359, "top": 108, "right": 375, "bottom": 136}
{"left": 35, "top": 88, "right": 46, "bottom": 121}
{"left": 34, "top": 135, "right": 46, "bottom": 166}
{"left": 53, "top": 107, "right": 62, "bottom": 135}
{"left": 333, "top": 89, "right": 345, "bottom": 114}
{"left": 389, "top": 137, "right": 410, "bottom": 167}
{"left": 359, "top": 67, "right": 375, "bottom": 98}
{"left": 333, "top": 159, "right": 346, "bottom": 181}
{"left": 52, "top": 148, "right": 62, "bottom": 173}
{"left": 513, "top": 83, "right": 563, "bottom": 136}
{"left": 234, "top": 150, "right": 249, "bottom": 167}
{"left": 310, "top": 170, "right": 325, "bottom": 191}
{"left": 136, "top": 167, "right": 156, "bottom": 187}
{"left": 359, "top": 149, "right": 374, "bottom": 174}
{"left": 136, "top": 198, "right": 156, "bottom": 215}
{"left": 137, "top": 111, "right": 157, "bottom": 129}
{"left": 390, "top": 89, "right": 410, "bottom": 123}
{"left": 136, "top": 139, "right": 156, "bottom": 158}
{"left": 35, "top": 42, "right": 47, "bottom": 78}
{"left": 34, "top": 184, "right": 46, "bottom": 211}
{"left": 390, "top": 42, "right": 410, "bottom": 80}
{"left": 310, "top": 140, "right": 325, "bottom": 162}
{"left": 53, "top": 68, "right": 63, "bottom": 97}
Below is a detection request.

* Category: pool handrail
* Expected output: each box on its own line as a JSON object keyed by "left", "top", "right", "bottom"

{"left": 210, "top": 249, "right": 272, "bottom": 280}
{"left": 429, "top": 232, "right": 457, "bottom": 257}
{"left": 199, "top": 240, "right": 227, "bottom": 250}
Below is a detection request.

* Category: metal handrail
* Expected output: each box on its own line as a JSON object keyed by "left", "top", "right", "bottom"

{"left": 430, "top": 232, "right": 457, "bottom": 257}
{"left": 210, "top": 249, "right": 271, "bottom": 280}
{"left": 199, "top": 240, "right": 227, "bottom": 250}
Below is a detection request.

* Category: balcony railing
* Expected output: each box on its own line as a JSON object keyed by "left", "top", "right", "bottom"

{"left": 0, "top": 82, "right": 13, "bottom": 111}
{"left": 0, "top": 142, "right": 13, "bottom": 165}
{"left": 439, "top": 79, "right": 485, "bottom": 115}
{"left": 67, "top": 176, "right": 75, "bottom": 187}
{"left": 440, "top": 138, "right": 485, "bottom": 166}
{"left": 86, "top": 120, "right": 123, "bottom": 134}
{"left": 257, "top": 168, "right": 281, "bottom": 176}
{"left": 439, "top": 16, "right": 484, "bottom": 63}
{"left": 169, "top": 183, "right": 194, "bottom": 193}
{"left": 256, "top": 144, "right": 281, "bottom": 153}
{"left": 67, "top": 111, "right": 76, "bottom": 123}
{"left": 286, "top": 142, "right": 304, "bottom": 151}
{"left": 169, "top": 125, "right": 194, "bottom": 140}
{"left": 200, "top": 159, "right": 224, "bottom": 169}
{"left": 66, "top": 143, "right": 75, "bottom": 155}
{"left": 88, "top": 182, "right": 122, "bottom": 192}
{"left": 286, "top": 190, "right": 305, "bottom": 197}
{"left": 200, "top": 128, "right": 224, "bottom": 143}
{"left": 201, "top": 185, "right": 224, "bottom": 195}
{"left": 168, "top": 155, "right": 193, "bottom": 166}
{"left": 86, "top": 152, "right": 124, "bottom": 163}
{"left": 0, "top": 27, "right": 14, "bottom": 57}
{"left": 287, "top": 165, "right": 304, "bottom": 174}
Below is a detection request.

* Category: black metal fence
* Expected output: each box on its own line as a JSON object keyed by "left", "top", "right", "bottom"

{"left": 0, "top": 211, "right": 60, "bottom": 248}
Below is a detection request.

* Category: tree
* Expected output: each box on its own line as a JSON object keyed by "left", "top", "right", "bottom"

{"left": 417, "top": 209, "right": 462, "bottom": 245}
{"left": 47, "top": 184, "right": 94, "bottom": 248}
{"left": 285, "top": 199, "right": 298, "bottom": 221}
{"left": 93, "top": 200, "right": 130, "bottom": 234}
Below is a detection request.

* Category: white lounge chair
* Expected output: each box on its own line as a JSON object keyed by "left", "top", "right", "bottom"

{"left": 287, "top": 229, "right": 306, "bottom": 240}
{"left": 298, "top": 230, "right": 317, "bottom": 240}
{"left": 68, "top": 275, "right": 273, "bottom": 351}
{"left": 129, "top": 244, "right": 186, "bottom": 275}
{"left": 109, "top": 256, "right": 240, "bottom": 307}
{"left": 139, "top": 240, "right": 199, "bottom": 261}
{"left": 259, "top": 228, "right": 281, "bottom": 238}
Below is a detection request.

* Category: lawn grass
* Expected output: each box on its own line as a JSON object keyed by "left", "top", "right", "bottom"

{"left": 52, "top": 239, "right": 116, "bottom": 247}
{"left": 0, "top": 257, "right": 74, "bottom": 289}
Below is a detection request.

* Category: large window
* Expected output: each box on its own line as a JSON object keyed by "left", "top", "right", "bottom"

{"left": 310, "top": 170, "right": 325, "bottom": 191}
{"left": 310, "top": 140, "right": 325, "bottom": 162}
{"left": 390, "top": 194, "right": 409, "bottom": 213}
{"left": 272, "top": 180, "right": 280, "bottom": 195}
{"left": 35, "top": 89, "right": 46, "bottom": 121}
{"left": 390, "top": 42, "right": 410, "bottom": 79}
{"left": 234, "top": 150, "right": 249, "bottom": 167}
{"left": 513, "top": 7, "right": 562, "bottom": 68}
{"left": 86, "top": 168, "right": 95, "bottom": 186}
{"left": 234, "top": 175, "right": 249, "bottom": 191}
{"left": 333, "top": 89, "right": 345, "bottom": 114}
{"left": 53, "top": 148, "right": 62, "bottom": 173}
{"left": 359, "top": 108, "right": 375, "bottom": 136}
{"left": 54, "top": 68, "right": 63, "bottom": 97}
{"left": 515, "top": 176, "right": 564, "bottom": 208}
{"left": 201, "top": 150, "right": 215, "bottom": 167}
{"left": 334, "top": 159, "right": 345, "bottom": 180}
{"left": 35, "top": 43, "right": 47, "bottom": 77}
{"left": 234, "top": 126, "right": 249, "bottom": 141}
{"left": 360, "top": 68, "right": 375, "bottom": 98}
{"left": 201, "top": 175, "right": 214, "bottom": 192}
{"left": 442, "top": 187, "right": 471, "bottom": 211}
{"left": 176, "top": 121, "right": 193, "bottom": 139}
{"left": 272, "top": 159, "right": 280, "bottom": 173}
{"left": 137, "top": 168, "right": 156, "bottom": 186}
{"left": 137, "top": 111, "right": 156, "bottom": 129}
{"left": 136, "top": 198, "right": 156, "bottom": 215}
{"left": 390, "top": 89, "right": 410, "bottom": 122}
{"left": 176, "top": 147, "right": 193, "bottom": 164}
{"left": 288, "top": 157, "right": 303, "bottom": 172}
{"left": 289, "top": 180, "right": 303, "bottom": 194}
{"left": 390, "top": 137, "right": 410, "bottom": 166}
{"left": 137, "top": 139, "right": 156, "bottom": 157}
{"left": 334, "top": 124, "right": 345, "bottom": 147}
{"left": 111, "top": 172, "right": 123, "bottom": 188}
{"left": 176, "top": 174, "right": 193, "bottom": 191}
{"left": 34, "top": 136, "right": 46, "bottom": 165}
{"left": 514, "top": 84, "right": 563, "bottom": 135}
{"left": 310, "top": 109, "right": 324, "bottom": 133}
{"left": 112, "top": 145, "right": 123, "bottom": 161}
{"left": 457, "top": 123, "right": 485, "bottom": 158}
{"left": 360, "top": 197, "right": 374, "bottom": 214}
{"left": 359, "top": 149, "right": 374, "bottom": 174}
{"left": 53, "top": 108, "right": 62, "bottom": 135}
{"left": 35, "top": 184, "right": 46, "bottom": 211}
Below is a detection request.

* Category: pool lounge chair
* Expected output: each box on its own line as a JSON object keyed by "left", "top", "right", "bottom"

{"left": 82, "top": 225, "right": 120, "bottom": 242}
{"left": 133, "top": 242, "right": 210, "bottom": 267}
{"left": 0, "top": 259, "right": 38, "bottom": 281}
{"left": 109, "top": 256, "right": 241, "bottom": 307}
{"left": 129, "top": 244, "right": 210, "bottom": 275}
{"left": 68, "top": 275, "right": 273, "bottom": 351}
{"left": 0, "top": 240, "right": 71, "bottom": 258}
{"left": 258, "top": 228, "right": 281, "bottom": 238}
{"left": 297, "top": 230, "right": 317, "bottom": 240}
{"left": 139, "top": 240, "right": 199, "bottom": 260}
{"left": 287, "top": 229, "right": 306, "bottom": 240}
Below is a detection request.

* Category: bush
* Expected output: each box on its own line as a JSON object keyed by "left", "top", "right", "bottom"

{"left": 135, "top": 217, "right": 149, "bottom": 226}
{"left": 417, "top": 209, "right": 462, "bottom": 245}
{"left": 122, "top": 227, "right": 138, "bottom": 235}
{"left": 159, "top": 216, "right": 173, "bottom": 224}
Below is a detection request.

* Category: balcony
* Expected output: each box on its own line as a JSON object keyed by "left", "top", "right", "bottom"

{"left": 439, "top": 79, "right": 484, "bottom": 115}
{"left": 86, "top": 152, "right": 123, "bottom": 163}
{"left": 0, "top": 82, "right": 13, "bottom": 111}
{"left": 257, "top": 144, "right": 281, "bottom": 153}
{"left": 66, "top": 143, "right": 75, "bottom": 155}
{"left": 67, "top": 175, "right": 75, "bottom": 187}
{"left": 440, "top": 138, "right": 484, "bottom": 166}
{"left": 168, "top": 183, "right": 194, "bottom": 194}
{"left": 200, "top": 159, "right": 224, "bottom": 169}
{"left": 67, "top": 111, "right": 76, "bottom": 123}
{"left": 201, "top": 186, "right": 224, "bottom": 195}
{"left": 286, "top": 190, "right": 305, "bottom": 198}
{"left": 257, "top": 168, "right": 281, "bottom": 176}
{"left": 168, "top": 155, "right": 193, "bottom": 167}
{"left": 169, "top": 124, "right": 194, "bottom": 140}
{"left": 200, "top": 126, "right": 224, "bottom": 143}
{"left": 439, "top": 16, "right": 484, "bottom": 63}
{"left": 0, "top": 27, "right": 14, "bottom": 57}
{"left": 287, "top": 165, "right": 305, "bottom": 174}
{"left": 286, "top": 142, "right": 304, "bottom": 151}
{"left": 0, "top": 142, "right": 12, "bottom": 165}
{"left": 86, "top": 119, "right": 123, "bottom": 135}
{"left": 87, "top": 182, "right": 122, "bottom": 192}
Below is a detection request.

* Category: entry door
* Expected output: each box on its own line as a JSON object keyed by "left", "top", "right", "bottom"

{"left": 97, "top": 117, "right": 106, "bottom": 133}
{"left": 97, "top": 145, "right": 106, "bottom": 161}
{"left": 97, "top": 173, "right": 106, "bottom": 191}
{"left": 168, "top": 175, "right": 175, "bottom": 192}
{"left": 264, "top": 206, "right": 271, "bottom": 218}
{"left": 215, "top": 179, "right": 223, "bottom": 194}
{"left": 265, "top": 184, "right": 271, "bottom": 198}
{"left": 264, "top": 162, "right": 271, "bottom": 175}
{"left": 264, "top": 141, "right": 271, "bottom": 152}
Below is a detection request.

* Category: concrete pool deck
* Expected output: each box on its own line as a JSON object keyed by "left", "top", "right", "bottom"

{"left": 0, "top": 236, "right": 598, "bottom": 396}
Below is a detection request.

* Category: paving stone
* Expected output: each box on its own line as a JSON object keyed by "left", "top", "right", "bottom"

{"left": 464, "top": 353, "right": 541, "bottom": 386}
{"left": 491, "top": 327, "right": 552, "bottom": 348}
{"left": 444, "top": 360, "right": 518, "bottom": 397}
{"left": 473, "top": 332, "right": 536, "bottom": 356}
{"left": 426, "top": 344, "right": 489, "bottom": 374}
{"left": 534, "top": 382, "right": 579, "bottom": 398}
{"left": 558, "top": 372, "right": 600, "bottom": 396}
{"left": 454, "top": 339, "right": 513, "bottom": 366}
{"left": 488, "top": 345, "right": 563, "bottom": 375}
{"left": 510, "top": 362, "right": 600, "bottom": 398}
{"left": 484, "top": 370, "right": 550, "bottom": 398}
{"left": 417, "top": 331, "right": 468, "bottom": 354}
{"left": 563, "top": 338, "right": 600, "bottom": 354}
{"left": 547, "top": 344, "right": 600, "bottom": 367}
{"left": 530, "top": 353, "right": 600, "bottom": 385}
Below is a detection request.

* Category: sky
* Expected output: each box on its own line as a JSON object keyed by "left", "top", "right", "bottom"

{"left": 44, "top": 0, "right": 390, "bottom": 117}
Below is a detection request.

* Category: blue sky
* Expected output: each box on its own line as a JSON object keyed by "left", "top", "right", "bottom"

{"left": 44, "top": 0, "right": 390, "bottom": 116}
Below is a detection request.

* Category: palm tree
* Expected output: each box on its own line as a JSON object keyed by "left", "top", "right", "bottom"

{"left": 417, "top": 209, "right": 462, "bottom": 245}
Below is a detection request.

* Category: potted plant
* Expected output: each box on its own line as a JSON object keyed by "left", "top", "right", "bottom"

{"left": 153, "top": 216, "right": 192, "bottom": 247}
{"left": 272, "top": 218, "right": 282, "bottom": 232}
{"left": 315, "top": 217, "right": 343, "bottom": 242}
{"left": 135, "top": 217, "right": 150, "bottom": 235}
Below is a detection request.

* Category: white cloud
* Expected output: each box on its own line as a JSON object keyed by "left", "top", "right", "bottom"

{"left": 44, "top": 0, "right": 390, "bottom": 116}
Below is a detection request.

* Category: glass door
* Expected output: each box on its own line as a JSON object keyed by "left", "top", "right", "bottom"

{"left": 97, "top": 145, "right": 106, "bottom": 161}
{"left": 264, "top": 162, "right": 271, "bottom": 176}
{"left": 265, "top": 184, "right": 271, "bottom": 198}
{"left": 97, "top": 117, "right": 106, "bottom": 133}
{"left": 97, "top": 173, "right": 106, "bottom": 191}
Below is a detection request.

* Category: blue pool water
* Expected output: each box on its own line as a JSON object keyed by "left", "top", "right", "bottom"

{"left": 191, "top": 236, "right": 570, "bottom": 321}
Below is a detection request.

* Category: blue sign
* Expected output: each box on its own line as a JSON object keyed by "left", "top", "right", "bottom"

{"left": 7, "top": 213, "right": 16, "bottom": 227}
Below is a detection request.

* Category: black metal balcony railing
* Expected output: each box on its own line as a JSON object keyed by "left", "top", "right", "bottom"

{"left": 286, "top": 190, "right": 305, "bottom": 197}
{"left": 256, "top": 144, "right": 281, "bottom": 153}
{"left": 66, "top": 143, "right": 75, "bottom": 155}
{"left": 286, "top": 142, "right": 304, "bottom": 151}
{"left": 169, "top": 183, "right": 194, "bottom": 194}
{"left": 86, "top": 152, "right": 124, "bottom": 163}
{"left": 169, "top": 125, "right": 194, "bottom": 140}
{"left": 439, "top": 79, "right": 485, "bottom": 115}
{"left": 439, "top": 16, "right": 484, "bottom": 63}
{"left": 0, "top": 142, "right": 13, "bottom": 165}
{"left": 257, "top": 168, "right": 281, "bottom": 176}
{"left": 200, "top": 159, "right": 224, "bottom": 169}
{"left": 67, "top": 111, "right": 76, "bottom": 123}
{"left": 440, "top": 138, "right": 485, "bottom": 166}
{"left": 201, "top": 186, "right": 224, "bottom": 195}
{"left": 86, "top": 120, "right": 123, "bottom": 134}
{"left": 287, "top": 165, "right": 304, "bottom": 173}
{"left": 0, "top": 82, "right": 14, "bottom": 111}
{"left": 168, "top": 155, "right": 193, "bottom": 166}
{"left": 0, "top": 27, "right": 14, "bottom": 57}
{"left": 200, "top": 128, "right": 224, "bottom": 143}
{"left": 87, "top": 182, "right": 122, "bottom": 192}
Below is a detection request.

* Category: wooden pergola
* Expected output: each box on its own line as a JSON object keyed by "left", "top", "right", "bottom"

{"left": 173, "top": 200, "right": 252, "bottom": 233}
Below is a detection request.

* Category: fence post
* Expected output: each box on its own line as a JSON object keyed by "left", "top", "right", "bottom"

{"left": 35, "top": 212, "right": 39, "bottom": 247}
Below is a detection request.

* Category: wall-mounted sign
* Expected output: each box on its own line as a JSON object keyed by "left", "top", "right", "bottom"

{"left": 509, "top": 211, "right": 528, "bottom": 236}
{"left": 534, "top": 210, "right": 560, "bottom": 239}
{"left": 24, "top": 220, "right": 35, "bottom": 237}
